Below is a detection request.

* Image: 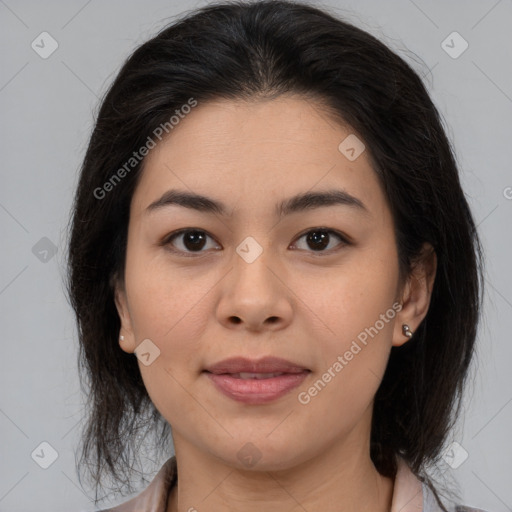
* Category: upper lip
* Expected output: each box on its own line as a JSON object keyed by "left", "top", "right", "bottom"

{"left": 204, "top": 356, "right": 310, "bottom": 374}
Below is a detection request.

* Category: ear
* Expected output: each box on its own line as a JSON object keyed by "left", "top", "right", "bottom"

{"left": 393, "top": 242, "right": 437, "bottom": 347}
{"left": 112, "top": 275, "right": 137, "bottom": 354}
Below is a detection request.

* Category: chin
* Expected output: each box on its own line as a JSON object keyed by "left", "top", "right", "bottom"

{"left": 220, "top": 437, "right": 308, "bottom": 472}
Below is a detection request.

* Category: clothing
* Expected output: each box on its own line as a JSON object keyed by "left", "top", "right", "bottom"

{"left": 97, "top": 456, "right": 489, "bottom": 512}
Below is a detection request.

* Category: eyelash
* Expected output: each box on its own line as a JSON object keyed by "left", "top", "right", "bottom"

{"left": 160, "top": 227, "right": 351, "bottom": 258}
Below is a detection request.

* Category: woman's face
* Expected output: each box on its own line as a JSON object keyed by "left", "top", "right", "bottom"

{"left": 115, "top": 95, "right": 415, "bottom": 470}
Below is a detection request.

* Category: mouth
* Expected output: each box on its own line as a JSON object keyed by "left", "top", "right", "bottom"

{"left": 203, "top": 357, "right": 311, "bottom": 404}
{"left": 218, "top": 372, "right": 292, "bottom": 379}
{"left": 204, "top": 356, "right": 310, "bottom": 375}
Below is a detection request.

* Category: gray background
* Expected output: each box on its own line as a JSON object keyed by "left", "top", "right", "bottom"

{"left": 0, "top": 0, "right": 511, "bottom": 511}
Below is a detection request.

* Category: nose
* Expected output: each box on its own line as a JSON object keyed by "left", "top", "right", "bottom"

{"left": 215, "top": 243, "right": 293, "bottom": 333}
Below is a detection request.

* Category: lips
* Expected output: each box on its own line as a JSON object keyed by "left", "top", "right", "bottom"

{"left": 203, "top": 356, "right": 310, "bottom": 404}
{"left": 204, "top": 356, "right": 309, "bottom": 375}
{"left": 230, "top": 372, "right": 287, "bottom": 379}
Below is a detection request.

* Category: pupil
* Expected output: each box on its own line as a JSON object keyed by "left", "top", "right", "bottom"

{"left": 307, "top": 231, "right": 329, "bottom": 251}
{"left": 184, "top": 231, "right": 205, "bottom": 251}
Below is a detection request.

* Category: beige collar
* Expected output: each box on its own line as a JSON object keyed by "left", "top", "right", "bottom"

{"left": 391, "top": 456, "right": 424, "bottom": 511}
{"left": 107, "top": 455, "right": 426, "bottom": 512}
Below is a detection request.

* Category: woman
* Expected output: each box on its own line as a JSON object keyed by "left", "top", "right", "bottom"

{"left": 66, "top": 1, "right": 487, "bottom": 510}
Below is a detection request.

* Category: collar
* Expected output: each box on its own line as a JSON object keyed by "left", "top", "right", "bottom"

{"left": 106, "top": 455, "right": 425, "bottom": 512}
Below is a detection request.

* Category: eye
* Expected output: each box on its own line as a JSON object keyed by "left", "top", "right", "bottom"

{"left": 161, "top": 227, "right": 350, "bottom": 257}
{"left": 162, "top": 229, "right": 220, "bottom": 256}
{"left": 291, "top": 228, "right": 350, "bottom": 254}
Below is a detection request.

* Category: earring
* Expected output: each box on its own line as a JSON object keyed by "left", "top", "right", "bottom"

{"left": 120, "top": 335, "right": 125, "bottom": 342}
{"left": 402, "top": 324, "right": 413, "bottom": 338}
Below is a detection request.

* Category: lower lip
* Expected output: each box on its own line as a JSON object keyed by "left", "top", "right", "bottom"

{"left": 205, "top": 371, "right": 310, "bottom": 404}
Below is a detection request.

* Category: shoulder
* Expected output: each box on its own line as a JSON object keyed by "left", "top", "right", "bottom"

{"left": 92, "top": 455, "right": 491, "bottom": 512}
{"left": 423, "top": 483, "right": 492, "bottom": 512}
{"left": 393, "top": 456, "right": 491, "bottom": 512}
{"left": 94, "top": 456, "right": 177, "bottom": 512}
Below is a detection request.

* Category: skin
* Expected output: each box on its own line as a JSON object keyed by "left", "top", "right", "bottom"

{"left": 114, "top": 95, "right": 437, "bottom": 512}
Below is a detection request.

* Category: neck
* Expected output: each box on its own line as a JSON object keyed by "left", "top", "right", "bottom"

{"left": 166, "top": 435, "right": 394, "bottom": 512}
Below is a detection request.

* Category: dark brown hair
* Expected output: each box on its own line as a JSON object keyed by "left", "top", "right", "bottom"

{"left": 65, "top": 0, "right": 484, "bottom": 508}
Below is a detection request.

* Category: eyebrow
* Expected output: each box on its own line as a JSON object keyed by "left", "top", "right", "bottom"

{"left": 145, "top": 188, "right": 369, "bottom": 218}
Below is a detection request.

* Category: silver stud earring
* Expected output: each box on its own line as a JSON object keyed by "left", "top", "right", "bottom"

{"left": 120, "top": 335, "right": 125, "bottom": 342}
{"left": 402, "top": 324, "right": 413, "bottom": 338}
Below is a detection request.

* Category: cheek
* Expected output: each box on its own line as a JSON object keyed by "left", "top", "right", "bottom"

{"left": 309, "top": 247, "right": 398, "bottom": 322}
{"left": 124, "top": 236, "right": 209, "bottom": 343}
{"left": 294, "top": 265, "right": 399, "bottom": 432}
{"left": 128, "top": 279, "right": 209, "bottom": 365}
{"left": 300, "top": 242, "right": 400, "bottom": 377}
{"left": 125, "top": 267, "right": 209, "bottom": 418}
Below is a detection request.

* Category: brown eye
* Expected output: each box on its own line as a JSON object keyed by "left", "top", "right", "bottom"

{"left": 162, "top": 227, "right": 350, "bottom": 257}
{"left": 293, "top": 229, "right": 349, "bottom": 253}
{"left": 164, "top": 229, "right": 220, "bottom": 255}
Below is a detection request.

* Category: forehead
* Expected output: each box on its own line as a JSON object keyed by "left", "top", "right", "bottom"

{"left": 131, "top": 95, "right": 387, "bottom": 219}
